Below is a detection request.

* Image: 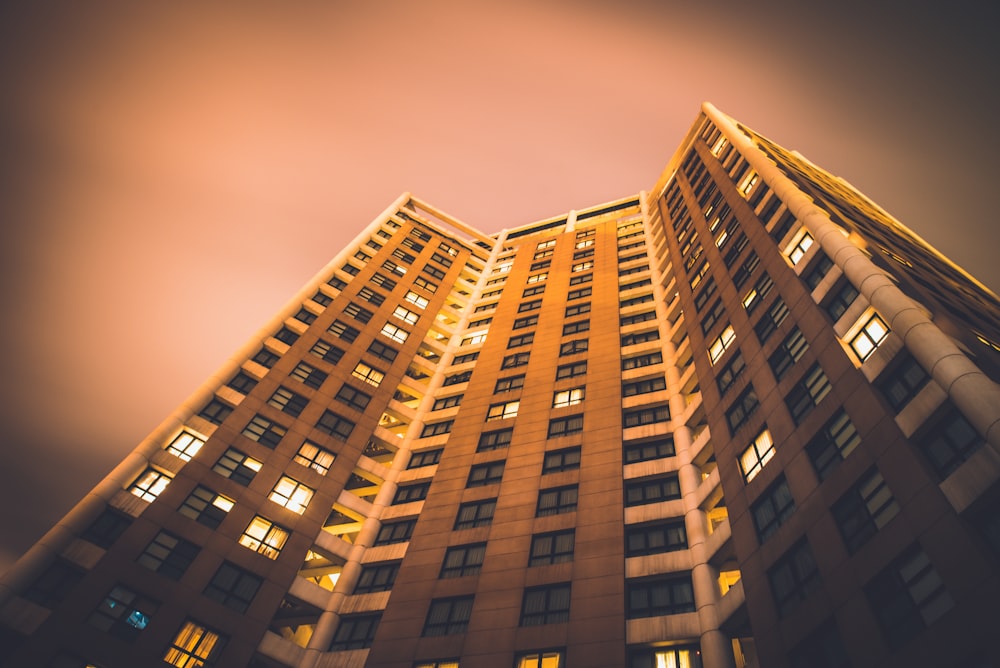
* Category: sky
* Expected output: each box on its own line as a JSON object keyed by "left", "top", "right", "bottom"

{"left": 1, "top": 1, "right": 997, "bottom": 575}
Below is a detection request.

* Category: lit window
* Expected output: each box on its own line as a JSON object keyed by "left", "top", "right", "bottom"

{"left": 492, "top": 261, "right": 513, "bottom": 274}
{"left": 165, "top": 430, "right": 205, "bottom": 462}
{"left": 405, "top": 291, "right": 429, "bottom": 309}
{"left": 486, "top": 400, "right": 520, "bottom": 421}
{"left": 352, "top": 362, "right": 385, "bottom": 387}
{"left": 461, "top": 332, "right": 488, "bottom": 346}
{"left": 516, "top": 650, "right": 564, "bottom": 668}
{"left": 740, "top": 427, "right": 775, "bottom": 482}
{"left": 269, "top": 476, "right": 315, "bottom": 514}
{"left": 294, "top": 441, "right": 335, "bottom": 475}
{"left": 393, "top": 306, "right": 419, "bottom": 324}
{"left": 572, "top": 261, "right": 593, "bottom": 273}
{"left": 788, "top": 232, "right": 814, "bottom": 265}
{"left": 239, "top": 516, "right": 290, "bottom": 559}
{"left": 739, "top": 172, "right": 759, "bottom": 197}
{"left": 709, "top": 325, "right": 736, "bottom": 364}
{"left": 163, "top": 619, "right": 226, "bottom": 667}
{"left": 526, "top": 272, "right": 548, "bottom": 284}
{"left": 536, "top": 239, "right": 556, "bottom": 250}
{"left": 128, "top": 468, "right": 172, "bottom": 502}
{"left": 552, "top": 388, "right": 585, "bottom": 408}
{"left": 850, "top": 314, "right": 890, "bottom": 361}
{"left": 381, "top": 322, "right": 409, "bottom": 344}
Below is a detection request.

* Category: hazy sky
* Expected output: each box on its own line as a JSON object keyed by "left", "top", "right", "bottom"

{"left": 1, "top": 1, "right": 997, "bottom": 574}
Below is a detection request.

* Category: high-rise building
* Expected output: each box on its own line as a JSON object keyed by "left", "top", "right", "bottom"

{"left": 2, "top": 103, "right": 999, "bottom": 668}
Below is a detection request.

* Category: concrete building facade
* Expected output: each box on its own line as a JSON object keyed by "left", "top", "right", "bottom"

{"left": 2, "top": 104, "right": 999, "bottom": 668}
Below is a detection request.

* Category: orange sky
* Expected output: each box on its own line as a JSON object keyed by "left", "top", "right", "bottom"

{"left": 1, "top": 0, "right": 997, "bottom": 573}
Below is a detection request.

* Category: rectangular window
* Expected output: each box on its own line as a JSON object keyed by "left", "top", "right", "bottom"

{"left": 328, "top": 319, "right": 360, "bottom": 343}
{"left": 626, "top": 575, "right": 695, "bottom": 618}
{"left": 81, "top": 508, "right": 132, "bottom": 549}
{"left": 832, "top": 467, "right": 899, "bottom": 554}
{"left": 356, "top": 286, "right": 385, "bottom": 307}
{"left": 408, "top": 448, "right": 443, "bottom": 469}
{"left": 454, "top": 498, "right": 496, "bottom": 530}
{"left": 530, "top": 260, "right": 551, "bottom": 271}
{"left": 850, "top": 314, "right": 890, "bottom": 361}
{"left": 513, "top": 315, "right": 539, "bottom": 330}
{"left": 623, "top": 404, "right": 670, "bottom": 428}
{"left": 708, "top": 325, "right": 736, "bottom": 364}
{"left": 740, "top": 427, "right": 775, "bottom": 483}
{"left": 477, "top": 428, "right": 514, "bottom": 452}
{"left": 623, "top": 436, "right": 675, "bottom": 464}
{"left": 440, "top": 544, "right": 486, "bottom": 578}
{"left": 558, "top": 339, "right": 589, "bottom": 356}
{"left": 769, "top": 539, "right": 820, "bottom": 617}
{"left": 293, "top": 441, "right": 335, "bottom": 475}
{"left": 565, "top": 302, "right": 591, "bottom": 317}
{"left": 203, "top": 562, "right": 262, "bottom": 613}
{"left": 743, "top": 273, "right": 774, "bottom": 314}
{"left": 452, "top": 351, "right": 480, "bottom": 365}
{"left": 370, "top": 272, "right": 397, "bottom": 290}
{"left": 624, "top": 474, "right": 680, "bottom": 507}
{"left": 568, "top": 286, "right": 592, "bottom": 300}
{"left": 213, "top": 448, "right": 262, "bottom": 486}
{"left": 547, "top": 414, "right": 583, "bottom": 438}
{"left": 508, "top": 333, "right": 535, "bottom": 348}
{"left": 335, "top": 384, "right": 372, "bottom": 413}
{"left": 569, "top": 272, "right": 592, "bottom": 285}
{"left": 824, "top": 280, "right": 860, "bottom": 321}
{"left": 138, "top": 531, "right": 200, "bottom": 580}
{"left": 621, "top": 329, "right": 659, "bottom": 347}
{"left": 432, "top": 394, "right": 463, "bottom": 410}
{"left": 542, "top": 446, "right": 581, "bottom": 474}
{"left": 716, "top": 351, "right": 746, "bottom": 396}
{"left": 239, "top": 516, "right": 289, "bottom": 559}
{"left": 374, "top": 519, "right": 416, "bottom": 545}
{"left": 769, "top": 328, "right": 809, "bottom": 381}
{"left": 733, "top": 252, "right": 759, "bottom": 289}
{"left": 251, "top": 347, "right": 280, "bottom": 369}
{"left": 274, "top": 326, "right": 300, "bottom": 345}
{"left": 865, "top": 545, "right": 953, "bottom": 649}
{"left": 620, "top": 310, "right": 656, "bottom": 326}
{"left": 917, "top": 404, "right": 984, "bottom": 479}
{"left": 501, "top": 352, "right": 530, "bottom": 368}
{"left": 752, "top": 476, "right": 795, "bottom": 543}
{"left": 522, "top": 285, "right": 545, "bottom": 297}
{"left": 329, "top": 613, "right": 381, "bottom": 650}
{"left": 227, "top": 371, "right": 258, "bottom": 394}
{"left": 165, "top": 430, "right": 205, "bottom": 462}
{"left": 128, "top": 468, "right": 172, "bottom": 502}
{"left": 310, "top": 339, "right": 345, "bottom": 365}
{"left": 405, "top": 290, "right": 429, "bottom": 309}
{"left": 89, "top": 583, "right": 158, "bottom": 640}
{"left": 423, "top": 596, "right": 474, "bottom": 636}
{"left": 420, "top": 420, "right": 454, "bottom": 438}
{"left": 290, "top": 362, "right": 328, "bottom": 389}
{"left": 520, "top": 583, "right": 571, "bottom": 626}
{"left": 787, "top": 232, "right": 814, "bottom": 265}
{"left": 495, "top": 374, "right": 526, "bottom": 392}
{"left": 622, "top": 352, "right": 662, "bottom": 371}
{"left": 443, "top": 370, "right": 472, "bottom": 386}
{"left": 726, "top": 385, "right": 760, "bottom": 434}
{"left": 555, "top": 361, "right": 587, "bottom": 380}
{"left": 700, "top": 299, "right": 726, "bottom": 334}
{"left": 461, "top": 332, "right": 487, "bottom": 346}
{"left": 804, "top": 252, "right": 833, "bottom": 290}
{"left": 625, "top": 520, "right": 687, "bottom": 557}
{"left": 785, "top": 363, "right": 832, "bottom": 424}
{"left": 354, "top": 562, "right": 400, "bottom": 594}
{"left": 536, "top": 485, "right": 578, "bottom": 516}
{"left": 315, "top": 410, "right": 356, "bottom": 441}
{"left": 754, "top": 298, "right": 789, "bottom": 343}
{"left": 351, "top": 362, "right": 385, "bottom": 387}
{"left": 179, "top": 486, "right": 234, "bottom": 529}
{"left": 198, "top": 399, "right": 233, "bottom": 425}
{"left": 269, "top": 476, "right": 314, "bottom": 514}
{"left": 486, "top": 400, "right": 520, "bottom": 421}
{"left": 163, "top": 620, "right": 226, "bottom": 667}
{"left": 468, "top": 461, "right": 506, "bottom": 487}
{"left": 562, "top": 319, "right": 590, "bottom": 335}
{"left": 519, "top": 299, "right": 542, "bottom": 312}
{"left": 527, "top": 272, "right": 548, "bottom": 284}
{"left": 393, "top": 481, "right": 431, "bottom": 504}
{"left": 552, "top": 387, "right": 585, "bottom": 408}
{"left": 805, "top": 409, "right": 861, "bottom": 480}
{"left": 343, "top": 302, "right": 373, "bottom": 324}
{"left": 876, "top": 353, "right": 930, "bottom": 411}
{"left": 366, "top": 340, "right": 398, "bottom": 363}
{"left": 529, "top": 530, "right": 575, "bottom": 566}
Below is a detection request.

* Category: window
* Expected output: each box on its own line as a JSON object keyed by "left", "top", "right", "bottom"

{"left": 568, "top": 286, "right": 592, "bottom": 300}
{"left": 769, "top": 539, "right": 820, "bottom": 617}
{"left": 354, "top": 562, "right": 400, "bottom": 593}
{"left": 316, "top": 410, "right": 356, "bottom": 441}
{"left": 529, "top": 530, "right": 575, "bottom": 566}
{"left": 454, "top": 498, "right": 496, "bottom": 530}
{"left": 824, "top": 280, "right": 859, "bottom": 321}
{"left": 536, "top": 485, "right": 578, "bottom": 516}
{"left": 461, "top": 332, "right": 487, "bottom": 346}
{"left": 421, "top": 420, "right": 454, "bottom": 438}
{"left": 832, "top": 467, "right": 899, "bottom": 554}
{"left": 625, "top": 474, "right": 680, "bottom": 506}
{"left": 569, "top": 272, "right": 592, "bottom": 285}
{"left": 89, "top": 584, "right": 157, "bottom": 640}
{"left": 501, "top": 352, "right": 530, "bottom": 368}
{"left": 805, "top": 409, "right": 861, "bottom": 480}
{"left": 754, "top": 298, "right": 789, "bottom": 343}
{"left": 573, "top": 248, "right": 594, "bottom": 260}
{"left": 726, "top": 385, "right": 759, "bottom": 433}
{"left": 733, "top": 252, "right": 759, "bottom": 289}
{"left": 716, "top": 351, "right": 746, "bottom": 396}
{"left": 489, "top": 375, "right": 525, "bottom": 395}
{"left": 785, "top": 363, "right": 831, "bottom": 424}
{"left": 559, "top": 339, "right": 589, "bottom": 356}
{"left": 788, "top": 232, "right": 814, "bottom": 264}
{"left": 522, "top": 285, "right": 545, "bottom": 298}
{"left": 552, "top": 388, "right": 585, "bottom": 408}
{"left": 508, "top": 333, "right": 534, "bottom": 348}
{"left": 700, "top": 299, "right": 726, "bottom": 334}
{"left": 865, "top": 545, "right": 953, "bottom": 648}
{"left": 310, "top": 339, "right": 345, "bottom": 365}
{"left": 623, "top": 404, "right": 670, "bottom": 428}
{"left": 198, "top": 399, "right": 233, "bottom": 425}
{"left": 408, "top": 449, "right": 443, "bottom": 469}
{"left": 876, "top": 353, "right": 930, "bottom": 411}
{"left": 623, "top": 436, "right": 675, "bottom": 464}
{"left": 440, "top": 543, "right": 486, "bottom": 578}
{"left": 452, "top": 351, "right": 480, "bottom": 365}
{"left": 163, "top": 620, "right": 226, "bottom": 667}
{"left": 22, "top": 559, "right": 84, "bottom": 608}
{"left": 626, "top": 575, "right": 695, "bottom": 618}
{"left": 405, "top": 290, "right": 429, "bottom": 309}
{"left": 740, "top": 427, "right": 775, "bottom": 483}
{"left": 391, "top": 248, "right": 415, "bottom": 264}
{"left": 329, "top": 613, "right": 381, "bottom": 650}
{"left": 371, "top": 272, "right": 397, "bottom": 290}
{"left": 179, "top": 486, "right": 234, "bottom": 529}
{"left": 327, "top": 275, "right": 348, "bottom": 290}
{"left": 203, "top": 562, "right": 262, "bottom": 613}
{"left": 423, "top": 596, "right": 474, "bottom": 636}
{"left": 850, "top": 314, "right": 890, "bottom": 361}
{"left": 620, "top": 294, "right": 653, "bottom": 309}
{"left": 486, "top": 400, "right": 520, "bottom": 420}
{"left": 366, "top": 340, "right": 398, "bottom": 363}
{"left": 536, "top": 238, "right": 556, "bottom": 250}
{"left": 243, "top": 413, "right": 288, "bottom": 448}
{"left": 572, "top": 261, "right": 593, "bottom": 273}
{"left": 625, "top": 520, "right": 687, "bottom": 557}
{"left": 251, "top": 347, "right": 280, "bottom": 369}
{"left": 294, "top": 441, "right": 335, "bottom": 475}
{"left": 239, "top": 516, "right": 289, "bottom": 559}
{"left": 335, "top": 384, "right": 372, "bottom": 412}
{"left": 474, "top": 425, "right": 514, "bottom": 451}
{"left": 392, "top": 481, "right": 431, "bottom": 505}
{"left": 344, "top": 302, "right": 374, "bottom": 324}
{"left": 803, "top": 252, "right": 834, "bottom": 291}
{"left": 561, "top": 319, "right": 590, "bottom": 335}
{"left": 291, "top": 362, "right": 328, "bottom": 389}
{"left": 694, "top": 278, "right": 717, "bottom": 311}
{"left": 227, "top": 371, "right": 258, "bottom": 394}
{"left": 328, "top": 319, "right": 360, "bottom": 343}
{"left": 374, "top": 519, "right": 416, "bottom": 545}
{"left": 274, "top": 326, "right": 300, "bottom": 345}
{"left": 530, "top": 260, "right": 551, "bottom": 271}
{"left": 269, "top": 476, "right": 315, "bottom": 514}
{"left": 357, "top": 286, "right": 385, "bottom": 306}
{"left": 468, "top": 461, "right": 506, "bottom": 487}
{"left": 352, "top": 361, "right": 385, "bottom": 387}
{"left": 520, "top": 583, "right": 571, "bottom": 626}
{"left": 564, "top": 302, "right": 591, "bottom": 317}
{"left": 413, "top": 275, "right": 438, "bottom": 292}
{"left": 769, "top": 328, "right": 809, "bottom": 381}
{"left": 138, "top": 531, "right": 200, "bottom": 580}
{"left": 432, "top": 394, "right": 463, "bottom": 411}
{"left": 213, "top": 448, "right": 262, "bottom": 485}
{"left": 547, "top": 414, "right": 583, "bottom": 438}
{"left": 165, "top": 430, "right": 206, "bottom": 462}
{"left": 628, "top": 646, "right": 703, "bottom": 668}
{"left": 752, "top": 476, "right": 795, "bottom": 543}
{"left": 527, "top": 272, "right": 548, "bottom": 284}
{"left": 444, "top": 370, "right": 472, "bottom": 386}
{"left": 708, "top": 325, "right": 736, "bottom": 364}
{"left": 128, "top": 468, "right": 172, "bottom": 502}
{"left": 81, "top": 508, "right": 132, "bottom": 548}
{"left": 542, "top": 446, "right": 581, "bottom": 473}
{"left": 621, "top": 330, "right": 659, "bottom": 347}
{"left": 620, "top": 310, "right": 656, "bottom": 326}
{"left": 917, "top": 404, "right": 984, "bottom": 479}
{"left": 555, "top": 361, "right": 587, "bottom": 380}
{"left": 381, "top": 322, "right": 409, "bottom": 344}
{"left": 513, "top": 315, "right": 539, "bottom": 329}
{"left": 519, "top": 299, "right": 542, "bottom": 312}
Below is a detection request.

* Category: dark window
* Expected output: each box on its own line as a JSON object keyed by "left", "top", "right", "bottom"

{"left": 366, "top": 340, "right": 398, "bottom": 362}
{"left": 530, "top": 260, "right": 551, "bottom": 271}
{"left": 198, "top": 399, "right": 233, "bottom": 425}
{"left": 556, "top": 362, "right": 587, "bottom": 380}
{"left": 700, "top": 299, "right": 726, "bottom": 334}
{"left": 626, "top": 575, "right": 695, "bottom": 618}
{"left": 876, "top": 353, "right": 930, "bottom": 411}
{"left": 732, "top": 252, "right": 760, "bottom": 289}
{"left": 623, "top": 376, "right": 667, "bottom": 397}
{"left": 523, "top": 285, "right": 546, "bottom": 297}
{"left": 569, "top": 272, "right": 592, "bottom": 285}
{"left": 179, "top": 486, "right": 233, "bottom": 529}
{"left": 251, "top": 347, "right": 280, "bottom": 368}
{"left": 452, "top": 351, "right": 480, "bottom": 365}
{"left": 291, "top": 362, "right": 327, "bottom": 389}
{"left": 327, "top": 275, "right": 348, "bottom": 290}
{"left": 832, "top": 467, "right": 899, "bottom": 554}
{"left": 335, "top": 384, "right": 372, "bottom": 412}
{"left": 393, "top": 482, "right": 431, "bottom": 504}
{"left": 622, "top": 352, "right": 662, "bottom": 370}
{"left": 744, "top": 272, "right": 774, "bottom": 314}
{"left": 440, "top": 544, "right": 486, "bottom": 578}
{"left": 513, "top": 315, "right": 538, "bottom": 329}
{"left": 865, "top": 545, "right": 953, "bottom": 649}
{"left": 508, "top": 333, "right": 535, "bottom": 348}
{"left": 542, "top": 447, "right": 581, "bottom": 474}
{"left": 501, "top": 352, "right": 530, "bottom": 368}
{"left": 565, "top": 303, "right": 591, "bottom": 318}
{"left": 547, "top": 414, "right": 583, "bottom": 438}
{"left": 329, "top": 613, "right": 381, "bottom": 650}
{"left": 624, "top": 475, "right": 680, "bottom": 506}
{"left": 423, "top": 596, "right": 474, "bottom": 636}
{"left": 420, "top": 421, "right": 453, "bottom": 438}
{"left": 267, "top": 387, "right": 308, "bottom": 418}
{"left": 785, "top": 363, "right": 831, "bottom": 424}
{"left": 478, "top": 428, "right": 514, "bottom": 452}
{"left": 751, "top": 476, "right": 795, "bottom": 543}
{"left": 310, "top": 339, "right": 345, "bottom": 365}
{"left": 316, "top": 410, "right": 356, "bottom": 441}
{"left": 621, "top": 330, "right": 659, "bottom": 347}
{"left": 408, "top": 449, "right": 443, "bottom": 469}
{"left": 917, "top": 404, "right": 984, "bottom": 479}
{"left": 81, "top": 508, "right": 132, "bottom": 549}
{"left": 294, "top": 308, "right": 317, "bottom": 325}
{"left": 529, "top": 530, "right": 575, "bottom": 566}
{"left": 137, "top": 531, "right": 199, "bottom": 580}
{"left": 623, "top": 436, "right": 675, "bottom": 464}
{"left": 354, "top": 562, "right": 400, "bottom": 593}
{"left": 88, "top": 584, "right": 157, "bottom": 640}
{"left": 824, "top": 279, "right": 859, "bottom": 321}
{"left": 431, "top": 394, "right": 462, "bottom": 410}
{"left": 23, "top": 559, "right": 84, "bottom": 608}
{"left": 768, "top": 539, "right": 820, "bottom": 617}
{"left": 369, "top": 272, "right": 397, "bottom": 290}
{"left": 754, "top": 298, "right": 789, "bottom": 343}
{"left": 625, "top": 520, "right": 687, "bottom": 557}
{"left": 468, "top": 461, "right": 506, "bottom": 487}
{"left": 562, "top": 319, "right": 590, "bottom": 335}
{"left": 620, "top": 310, "right": 656, "bottom": 326}
{"left": 454, "top": 499, "right": 496, "bottom": 530}
{"left": 623, "top": 404, "right": 670, "bottom": 428}
{"left": 374, "top": 520, "right": 416, "bottom": 546}
{"left": 274, "top": 327, "right": 300, "bottom": 345}
{"left": 726, "top": 385, "right": 760, "bottom": 433}
{"left": 519, "top": 299, "right": 542, "bottom": 313}
{"left": 203, "top": 562, "right": 261, "bottom": 613}
{"left": 240, "top": 414, "right": 287, "bottom": 449}
{"left": 620, "top": 294, "right": 654, "bottom": 309}
{"left": 716, "top": 351, "right": 746, "bottom": 396}
{"left": 520, "top": 584, "right": 571, "bottom": 626}
{"left": 343, "top": 302, "right": 373, "bottom": 324}
{"left": 805, "top": 409, "right": 861, "bottom": 480}
{"left": 443, "top": 370, "right": 472, "bottom": 386}
{"left": 536, "top": 485, "right": 578, "bottom": 516}
{"left": 227, "top": 371, "right": 258, "bottom": 394}
{"left": 495, "top": 375, "right": 525, "bottom": 392}
{"left": 694, "top": 278, "right": 717, "bottom": 311}
{"left": 559, "top": 339, "right": 589, "bottom": 356}
{"left": 328, "top": 319, "right": 359, "bottom": 343}
{"left": 568, "top": 286, "right": 592, "bottom": 300}
{"left": 769, "top": 328, "right": 809, "bottom": 381}
{"left": 213, "top": 448, "right": 262, "bottom": 486}
{"left": 804, "top": 252, "right": 833, "bottom": 291}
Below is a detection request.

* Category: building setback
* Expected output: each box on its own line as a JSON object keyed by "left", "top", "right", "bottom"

{"left": 2, "top": 103, "right": 999, "bottom": 668}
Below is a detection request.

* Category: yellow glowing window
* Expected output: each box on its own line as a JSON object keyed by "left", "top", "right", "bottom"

{"left": 352, "top": 362, "right": 385, "bottom": 387}
{"left": 652, "top": 647, "right": 702, "bottom": 668}
{"left": 492, "top": 261, "right": 513, "bottom": 274}
{"left": 163, "top": 620, "right": 224, "bottom": 667}
{"left": 516, "top": 651, "right": 563, "bottom": 668}
{"left": 404, "top": 291, "right": 430, "bottom": 309}
{"left": 165, "top": 430, "right": 205, "bottom": 462}
{"left": 536, "top": 239, "right": 556, "bottom": 250}
{"left": 486, "top": 401, "right": 520, "bottom": 421}
{"left": 269, "top": 476, "right": 315, "bottom": 514}
{"left": 461, "top": 332, "right": 488, "bottom": 346}
{"left": 381, "top": 322, "right": 409, "bottom": 344}
{"left": 739, "top": 172, "right": 759, "bottom": 196}
{"left": 711, "top": 136, "right": 728, "bottom": 156}
{"left": 715, "top": 228, "right": 729, "bottom": 248}
{"left": 709, "top": 325, "right": 736, "bottom": 364}
{"left": 740, "top": 428, "right": 775, "bottom": 483}
{"left": 552, "top": 388, "right": 585, "bottom": 408}
{"left": 575, "top": 239, "right": 594, "bottom": 249}
{"left": 128, "top": 468, "right": 172, "bottom": 502}
{"left": 393, "top": 306, "right": 419, "bottom": 325}
{"left": 526, "top": 272, "right": 548, "bottom": 283}
{"left": 788, "top": 233, "right": 814, "bottom": 265}
{"left": 239, "top": 516, "right": 289, "bottom": 559}
{"left": 294, "top": 442, "right": 335, "bottom": 475}
{"left": 850, "top": 314, "right": 890, "bottom": 361}
{"left": 742, "top": 287, "right": 758, "bottom": 310}
{"left": 572, "top": 261, "right": 593, "bottom": 273}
